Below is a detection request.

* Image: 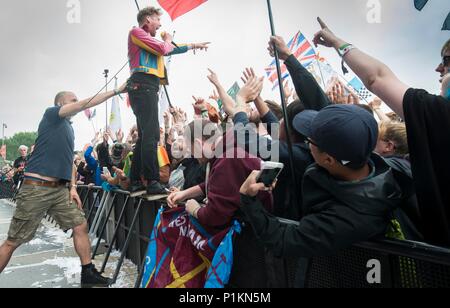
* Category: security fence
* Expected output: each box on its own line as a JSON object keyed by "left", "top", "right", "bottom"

{"left": 2, "top": 182, "right": 450, "bottom": 288}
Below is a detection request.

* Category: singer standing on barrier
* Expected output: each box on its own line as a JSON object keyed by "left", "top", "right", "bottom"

{"left": 128, "top": 6, "right": 210, "bottom": 196}
{"left": 0, "top": 83, "right": 127, "bottom": 288}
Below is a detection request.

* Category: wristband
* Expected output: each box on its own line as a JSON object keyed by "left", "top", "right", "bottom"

{"left": 338, "top": 43, "right": 355, "bottom": 58}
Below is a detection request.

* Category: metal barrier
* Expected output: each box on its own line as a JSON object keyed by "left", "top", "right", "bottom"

{"left": 0, "top": 181, "right": 17, "bottom": 201}
{"left": 69, "top": 186, "right": 450, "bottom": 288}
{"left": 76, "top": 185, "right": 161, "bottom": 286}
{"left": 269, "top": 219, "right": 450, "bottom": 288}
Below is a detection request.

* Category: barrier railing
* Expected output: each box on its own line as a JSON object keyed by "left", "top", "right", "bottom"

{"left": 0, "top": 181, "right": 17, "bottom": 201}
{"left": 5, "top": 183, "right": 449, "bottom": 288}
{"left": 76, "top": 185, "right": 161, "bottom": 287}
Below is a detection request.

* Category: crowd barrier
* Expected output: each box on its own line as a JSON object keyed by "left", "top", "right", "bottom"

{"left": 76, "top": 185, "right": 450, "bottom": 288}
{"left": 0, "top": 181, "right": 17, "bottom": 201}
{"left": 2, "top": 183, "right": 450, "bottom": 288}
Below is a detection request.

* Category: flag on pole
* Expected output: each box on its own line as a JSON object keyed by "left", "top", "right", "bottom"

{"left": 84, "top": 109, "right": 96, "bottom": 121}
{"left": 157, "top": 0, "right": 207, "bottom": 21}
{"left": 109, "top": 80, "right": 122, "bottom": 134}
{"left": 347, "top": 77, "right": 373, "bottom": 100}
{"left": 265, "top": 31, "right": 316, "bottom": 90}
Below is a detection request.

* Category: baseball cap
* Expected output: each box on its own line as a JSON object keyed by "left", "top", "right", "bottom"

{"left": 294, "top": 105, "right": 378, "bottom": 168}
{"left": 292, "top": 110, "right": 318, "bottom": 136}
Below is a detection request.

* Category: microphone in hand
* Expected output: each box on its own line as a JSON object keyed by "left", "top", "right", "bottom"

{"left": 160, "top": 31, "right": 179, "bottom": 48}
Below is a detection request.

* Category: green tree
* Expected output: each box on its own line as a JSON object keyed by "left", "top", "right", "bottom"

{"left": 1, "top": 132, "right": 38, "bottom": 162}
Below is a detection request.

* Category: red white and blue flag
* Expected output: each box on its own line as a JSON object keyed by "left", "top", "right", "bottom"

{"left": 265, "top": 31, "right": 316, "bottom": 90}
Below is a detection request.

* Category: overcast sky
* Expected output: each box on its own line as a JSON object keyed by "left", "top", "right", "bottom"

{"left": 0, "top": 0, "right": 449, "bottom": 150}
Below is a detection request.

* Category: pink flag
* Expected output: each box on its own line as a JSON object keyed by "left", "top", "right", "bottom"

{"left": 157, "top": 0, "right": 207, "bottom": 20}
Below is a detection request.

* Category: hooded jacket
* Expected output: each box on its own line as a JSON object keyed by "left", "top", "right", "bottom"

{"left": 240, "top": 153, "right": 421, "bottom": 258}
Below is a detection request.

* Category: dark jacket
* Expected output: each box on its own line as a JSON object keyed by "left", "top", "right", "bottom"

{"left": 233, "top": 55, "right": 331, "bottom": 219}
{"left": 240, "top": 154, "right": 421, "bottom": 258}
{"left": 234, "top": 111, "right": 313, "bottom": 220}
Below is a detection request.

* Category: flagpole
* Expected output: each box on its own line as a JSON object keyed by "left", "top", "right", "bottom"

{"left": 90, "top": 120, "right": 97, "bottom": 135}
{"left": 266, "top": 0, "right": 300, "bottom": 215}
{"left": 162, "top": 30, "right": 176, "bottom": 109}
{"left": 103, "top": 69, "right": 109, "bottom": 129}
{"left": 315, "top": 59, "right": 327, "bottom": 90}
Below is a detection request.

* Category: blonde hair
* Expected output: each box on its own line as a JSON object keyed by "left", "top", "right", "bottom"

{"left": 379, "top": 122, "right": 409, "bottom": 156}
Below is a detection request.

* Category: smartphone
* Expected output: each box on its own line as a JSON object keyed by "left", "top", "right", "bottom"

{"left": 256, "top": 162, "right": 284, "bottom": 187}
{"left": 102, "top": 167, "right": 111, "bottom": 176}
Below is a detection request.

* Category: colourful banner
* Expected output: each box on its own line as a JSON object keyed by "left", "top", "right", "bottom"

{"left": 141, "top": 207, "right": 236, "bottom": 288}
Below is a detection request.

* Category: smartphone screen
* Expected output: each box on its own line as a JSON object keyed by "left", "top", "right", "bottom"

{"left": 257, "top": 168, "right": 283, "bottom": 187}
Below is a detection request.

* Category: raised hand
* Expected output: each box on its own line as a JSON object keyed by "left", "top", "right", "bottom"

{"left": 192, "top": 96, "right": 208, "bottom": 114}
{"left": 207, "top": 68, "right": 221, "bottom": 87}
{"left": 241, "top": 67, "right": 256, "bottom": 84}
{"left": 347, "top": 93, "right": 360, "bottom": 105}
{"left": 313, "top": 17, "right": 343, "bottom": 49}
{"left": 116, "top": 129, "right": 124, "bottom": 143}
{"left": 369, "top": 97, "right": 383, "bottom": 110}
{"left": 237, "top": 75, "right": 264, "bottom": 105}
{"left": 209, "top": 89, "right": 220, "bottom": 101}
{"left": 268, "top": 36, "right": 292, "bottom": 61}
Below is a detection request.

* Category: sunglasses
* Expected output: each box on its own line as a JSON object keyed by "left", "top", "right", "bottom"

{"left": 442, "top": 56, "right": 450, "bottom": 67}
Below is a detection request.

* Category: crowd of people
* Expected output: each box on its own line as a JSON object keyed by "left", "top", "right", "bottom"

{"left": 1, "top": 6, "right": 449, "bottom": 288}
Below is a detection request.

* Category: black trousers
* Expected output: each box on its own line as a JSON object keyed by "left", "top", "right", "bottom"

{"left": 129, "top": 73, "right": 160, "bottom": 182}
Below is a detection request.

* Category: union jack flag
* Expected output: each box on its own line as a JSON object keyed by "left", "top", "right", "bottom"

{"left": 265, "top": 31, "right": 316, "bottom": 90}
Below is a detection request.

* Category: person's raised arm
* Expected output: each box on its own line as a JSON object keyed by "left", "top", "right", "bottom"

{"left": 269, "top": 36, "right": 330, "bottom": 111}
{"left": 59, "top": 82, "right": 127, "bottom": 118}
{"left": 313, "top": 17, "right": 409, "bottom": 118}
{"left": 207, "top": 69, "right": 237, "bottom": 118}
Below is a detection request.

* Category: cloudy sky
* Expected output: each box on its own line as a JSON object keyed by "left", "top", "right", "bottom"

{"left": 0, "top": 0, "right": 448, "bottom": 150}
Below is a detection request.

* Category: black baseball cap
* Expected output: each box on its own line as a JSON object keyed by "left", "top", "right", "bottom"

{"left": 294, "top": 105, "right": 378, "bottom": 168}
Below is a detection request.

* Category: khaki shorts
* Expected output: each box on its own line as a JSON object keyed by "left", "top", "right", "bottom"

{"left": 7, "top": 184, "right": 87, "bottom": 245}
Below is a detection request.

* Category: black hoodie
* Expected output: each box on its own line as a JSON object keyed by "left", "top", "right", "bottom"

{"left": 240, "top": 154, "right": 422, "bottom": 258}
